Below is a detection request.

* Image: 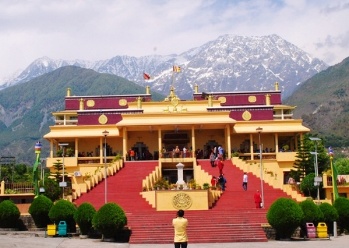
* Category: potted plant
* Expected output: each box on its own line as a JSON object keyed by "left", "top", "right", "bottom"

{"left": 203, "top": 183, "right": 210, "bottom": 190}
{"left": 56, "top": 149, "right": 63, "bottom": 157}
{"left": 66, "top": 147, "right": 74, "bottom": 157}
{"left": 83, "top": 172, "right": 92, "bottom": 181}
{"left": 154, "top": 178, "right": 169, "bottom": 190}
{"left": 188, "top": 179, "right": 196, "bottom": 189}
{"left": 113, "top": 153, "right": 123, "bottom": 162}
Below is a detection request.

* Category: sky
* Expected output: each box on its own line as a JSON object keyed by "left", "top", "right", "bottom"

{"left": 1, "top": 0, "right": 349, "bottom": 80}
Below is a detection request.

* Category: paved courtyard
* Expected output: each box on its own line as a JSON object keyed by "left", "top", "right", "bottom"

{"left": 0, "top": 231, "right": 348, "bottom": 248}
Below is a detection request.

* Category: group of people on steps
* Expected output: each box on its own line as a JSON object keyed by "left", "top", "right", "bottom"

{"left": 208, "top": 145, "right": 262, "bottom": 209}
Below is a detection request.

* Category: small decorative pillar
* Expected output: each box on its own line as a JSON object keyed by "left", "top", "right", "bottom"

{"left": 176, "top": 163, "right": 186, "bottom": 187}
{"left": 66, "top": 87, "right": 71, "bottom": 97}
{"left": 137, "top": 96, "right": 142, "bottom": 109}
{"left": 208, "top": 95, "right": 213, "bottom": 107}
{"left": 146, "top": 86, "right": 150, "bottom": 95}
{"left": 274, "top": 82, "right": 279, "bottom": 91}
{"left": 194, "top": 84, "right": 198, "bottom": 93}
{"left": 265, "top": 94, "right": 271, "bottom": 105}
{"left": 79, "top": 98, "right": 84, "bottom": 110}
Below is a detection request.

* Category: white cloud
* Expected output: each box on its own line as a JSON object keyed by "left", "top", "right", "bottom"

{"left": 0, "top": 0, "right": 348, "bottom": 80}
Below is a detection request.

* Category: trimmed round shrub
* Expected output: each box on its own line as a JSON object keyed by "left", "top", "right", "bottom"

{"left": 319, "top": 202, "right": 338, "bottom": 235}
{"left": 267, "top": 198, "right": 303, "bottom": 239}
{"left": 29, "top": 195, "right": 53, "bottom": 228}
{"left": 333, "top": 197, "right": 349, "bottom": 233}
{"left": 92, "top": 203, "right": 127, "bottom": 239}
{"left": 298, "top": 199, "right": 324, "bottom": 237}
{"left": 0, "top": 200, "right": 20, "bottom": 228}
{"left": 74, "top": 202, "right": 96, "bottom": 235}
{"left": 48, "top": 200, "right": 77, "bottom": 233}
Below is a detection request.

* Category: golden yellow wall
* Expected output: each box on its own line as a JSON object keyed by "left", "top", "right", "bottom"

{"left": 127, "top": 131, "right": 159, "bottom": 153}
{"left": 194, "top": 129, "right": 225, "bottom": 148}
{"left": 155, "top": 190, "right": 209, "bottom": 211}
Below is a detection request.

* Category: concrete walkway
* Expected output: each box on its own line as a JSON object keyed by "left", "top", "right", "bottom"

{"left": 0, "top": 231, "right": 348, "bottom": 248}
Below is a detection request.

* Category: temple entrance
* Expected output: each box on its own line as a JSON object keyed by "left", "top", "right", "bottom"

{"left": 131, "top": 142, "right": 153, "bottom": 160}
{"left": 203, "top": 140, "right": 221, "bottom": 159}
{"left": 162, "top": 132, "right": 190, "bottom": 152}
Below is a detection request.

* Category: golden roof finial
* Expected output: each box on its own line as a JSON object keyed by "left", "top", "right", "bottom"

{"left": 164, "top": 86, "right": 180, "bottom": 102}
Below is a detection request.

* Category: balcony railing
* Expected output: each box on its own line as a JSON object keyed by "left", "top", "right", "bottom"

{"left": 4, "top": 182, "right": 34, "bottom": 194}
{"left": 54, "top": 119, "right": 78, "bottom": 125}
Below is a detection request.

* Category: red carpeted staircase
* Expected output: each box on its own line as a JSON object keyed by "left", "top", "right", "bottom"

{"left": 74, "top": 159, "right": 293, "bottom": 244}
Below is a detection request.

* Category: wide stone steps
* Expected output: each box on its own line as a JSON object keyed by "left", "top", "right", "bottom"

{"left": 127, "top": 211, "right": 267, "bottom": 244}
{"left": 74, "top": 159, "right": 295, "bottom": 243}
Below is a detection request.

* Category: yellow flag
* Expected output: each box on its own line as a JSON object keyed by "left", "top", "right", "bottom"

{"left": 173, "top": 66, "right": 181, "bottom": 72}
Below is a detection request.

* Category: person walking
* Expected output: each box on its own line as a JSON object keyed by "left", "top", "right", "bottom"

{"left": 254, "top": 190, "right": 262, "bottom": 208}
{"left": 182, "top": 147, "right": 187, "bottom": 158}
{"left": 210, "top": 151, "right": 215, "bottom": 167}
{"left": 172, "top": 209, "right": 188, "bottom": 248}
{"left": 217, "top": 157, "right": 224, "bottom": 175}
{"left": 211, "top": 176, "right": 217, "bottom": 187}
{"left": 242, "top": 172, "right": 248, "bottom": 191}
{"left": 218, "top": 174, "right": 227, "bottom": 191}
{"left": 174, "top": 146, "right": 180, "bottom": 158}
{"left": 129, "top": 149, "right": 135, "bottom": 161}
{"left": 218, "top": 145, "right": 224, "bottom": 159}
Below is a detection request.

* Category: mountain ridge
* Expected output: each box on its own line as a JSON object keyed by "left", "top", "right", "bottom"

{"left": 1, "top": 34, "right": 328, "bottom": 100}
{"left": 0, "top": 66, "right": 164, "bottom": 164}
{"left": 285, "top": 57, "right": 349, "bottom": 147}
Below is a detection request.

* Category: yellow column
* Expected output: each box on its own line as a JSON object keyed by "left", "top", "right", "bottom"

{"left": 158, "top": 128, "right": 162, "bottom": 170}
{"left": 75, "top": 138, "right": 78, "bottom": 158}
{"left": 123, "top": 128, "right": 127, "bottom": 160}
{"left": 191, "top": 126, "right": 196, "bottom": 158}
{"left": 250, "top": 133, "right": 254, "bottom": 160}
{"left": 275, "top": 133, "right": 279, "bottom": 153}
{"left": 1, "top": 180, "right": 4, "bottom": 195}
{"left": 50, "top": 140, "right": 54, "bottom": 158}
{"left": 100, "top": 137, "right": 103, "bottom": 164}
{"left": 66, "top": 87, "right": 71, "bottom": 97}
{"left": 226, "top": 125, "right": 231, "bottom": 159}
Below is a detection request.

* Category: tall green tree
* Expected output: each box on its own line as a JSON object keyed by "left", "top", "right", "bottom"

{"left": 291, "top": 140, "right": 312, "bottom": 181}
{"left": 334, "top": 158, "right": 349, "bottom": 175}
{"left": 51, "top": 159, "right": 63, "bottom": 181}
{"left": 291, "top": 136, "right": 329, "bottom": 181}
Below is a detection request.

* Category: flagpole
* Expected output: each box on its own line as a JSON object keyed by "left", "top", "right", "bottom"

{"left": 330, "top": 156, "right": 337, "bottom": 202}
{"left": 172, "top": 66, "right": 175, "bottom": 88}
{"left": 330, "top": 155, "right": 338, "bottom": 201}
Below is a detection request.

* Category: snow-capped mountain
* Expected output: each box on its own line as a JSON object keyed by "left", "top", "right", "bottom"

{"left": 0, "top": 34, "right": 328, "bottom": 99}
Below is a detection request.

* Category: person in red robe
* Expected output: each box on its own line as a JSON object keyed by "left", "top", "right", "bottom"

{"left": 211, "top": 176, "right": 217, "bottom": 187}
{"left": 254, "top": 190, "right": 262, "bottom": 208}
{"left": 217, "top": 157, "right": 224, "bottom": 175}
